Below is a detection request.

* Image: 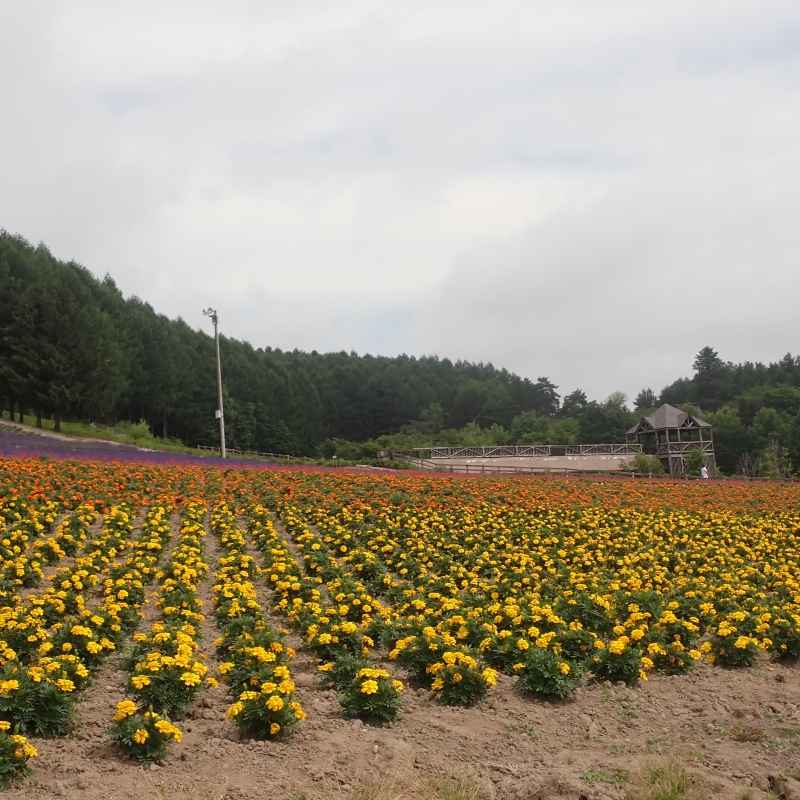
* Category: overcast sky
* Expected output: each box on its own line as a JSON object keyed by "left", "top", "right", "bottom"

{"left": 2, "top": 1, "right": 799, "bottom": 403}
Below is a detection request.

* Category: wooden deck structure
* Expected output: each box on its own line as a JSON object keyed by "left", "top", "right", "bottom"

{"left": 378, "top": 443, "right": 643, "bottom": 474}
{"left": 625, "top": 404, "right": 715, "bottom": 477}
{"left": 377, "top": 405, "right": 715, "bottom": 478}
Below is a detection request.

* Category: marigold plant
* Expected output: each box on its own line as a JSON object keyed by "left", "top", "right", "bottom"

{"left": 0, "top": 721, "right": 37, "bottom": 788}
{"left": 338, "top": 666, "right": 404, "bottom": 723}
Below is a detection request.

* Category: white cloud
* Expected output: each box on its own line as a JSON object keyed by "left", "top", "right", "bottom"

{"left": 1, "top": 0, "right": 799, "bottom": 400}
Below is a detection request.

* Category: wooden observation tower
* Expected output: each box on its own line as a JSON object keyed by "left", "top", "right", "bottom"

{"left": 625, "top": 404, "right": 715, "bottom": 477}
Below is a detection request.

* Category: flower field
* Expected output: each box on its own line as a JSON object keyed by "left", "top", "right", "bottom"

{"left": 0, "top": 457, "right": 798, "bottom": 795}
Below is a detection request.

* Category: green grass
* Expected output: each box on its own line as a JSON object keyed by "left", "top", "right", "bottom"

{"left": 1, "top": 412, "right": 409, "bottom": 469}
{"left": 0, "top": 412, "right": 324, "bottom": 465}
{"left": 626, "top": 760, "right": 705, "bottom": 800}
{"left": 581, "top": 767, "right": 629, "bottom": 786}
{"left": 618, "top": 706, "right": 640, "bottom": 726}
{"left": 503, "top": 721, "right": 538, "bottom": 739}
{"left": 1, "top": 411, "right": 206, "bottom": 454}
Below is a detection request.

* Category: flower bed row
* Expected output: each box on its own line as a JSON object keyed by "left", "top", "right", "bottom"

{"left": 247, "top": 504, "right": 405, "bottom": 723}
{"left": 0, "top": 500, "right": 61, "bottom": 601}
{"left": 0, "top": 504, "right": 146, "bottom": 787}
{"left": 0, "top": 506, "right": 133, "bottom": 733}
{"left": 110, "top": 502, "right": 208, "bottom": 763}
{"left": 209, "top": 503, "right": 305, "bottom": 740}
{"left": 288, "top": 502, "right": 498, "bottom": 707}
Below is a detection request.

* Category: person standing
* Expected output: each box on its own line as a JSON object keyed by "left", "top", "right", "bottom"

{"left": 700, "top": 465, "right": 709, "bottom": 479}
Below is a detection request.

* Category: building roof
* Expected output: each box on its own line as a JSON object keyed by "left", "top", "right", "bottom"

{"left": 626, "top": 403, "right": 711, "bottom": 436}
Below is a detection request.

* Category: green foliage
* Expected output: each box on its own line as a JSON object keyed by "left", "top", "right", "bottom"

{"left": 768, "top": 617, "right": 800, "bottom": 659}
{"left": 634, "top": 388, "right": 658, "bottom": 410}
{"left": 0, "top": 669, "right": 77, "bottom": 737}
{"left": 684, "top": 448, "right": 706, "bottom": 476}
{"left": 124, "top": 668, "right": 202, "bottom": 718}
{"left": 338, "top": 667, "right": 404, "bottom": 724}
{"left": 622, "top": 452, "right": 666, "bottom": 475}
{"left": 593, "top": 644, "right": 644, "bottom": 686}
{"left": 0, "top": 725, "right": 36, "bottom": 788}
{"left": 318, "top": 654, "right": 370, "bottom": 691}
{"left": 578, "top": 395, "right": 635, "bottom": 444}
{"left": 708, "top": 634, "right": 760, "bottom": 668}
{"left": 705, "top": 407, "right": 747, "bottom": 475}
{"left": 107, "top": 705, "right": 182, "bottom": 763}
{"left": 627, "top": 759, "right": 702, "bottom": 800}
{"left": 514, "top": 648, "right": 582, "bottom": 700}
{"left": 226, "top": 686, "right": 305, "bottom": 739}
{"left": 427, "top": 653, "right": 493, "bottom": 707}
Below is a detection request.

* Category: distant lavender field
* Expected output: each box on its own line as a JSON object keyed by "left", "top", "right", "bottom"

{"left": 0, "top": 427, "right": 272, "bottom": 468}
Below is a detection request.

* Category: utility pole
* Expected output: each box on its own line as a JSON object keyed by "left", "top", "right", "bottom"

{"left": 203, "top": 308, "right": 226, "bottom": 458}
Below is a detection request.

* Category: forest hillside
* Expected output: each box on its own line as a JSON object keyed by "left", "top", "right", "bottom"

{"left": 1, "top": 232, "right": 799, "bottom": 475}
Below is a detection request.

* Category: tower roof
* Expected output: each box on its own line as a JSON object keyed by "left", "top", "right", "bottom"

{"left": 626, "top": 403, "right": 711, "bottom": 436}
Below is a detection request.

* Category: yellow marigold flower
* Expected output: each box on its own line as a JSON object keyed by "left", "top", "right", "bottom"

{"left": 131, "top": 675, "right": 151, "bottom": 689}
{"left": 688, "top": 650, "right": 702, "bottom": 660}
{"left": 55, "top": 679, "right": 75, "bottom": 693}
{"left": 267, "top": 695, "right": 285, "bottom": 711}
{"left": 226, "top": 701, "right": 244, "bottom": 719}
{"left": 133, "top": 728, "right": 149, "bottom": 744}
{"left": 431, "top": 678, "right": 444, "bottom": 691}
{"left": 608, "top": 637, "right": 629, "bottom": 655}
{"left": 180, "top": 672, "right": 201, "bottom": 687}
{"left": 270, "top": 722, "right": 281, "bottom": 735}
{"left": 0, "top": 721, "right": 10, "bottom": 731}
{"left": 558, "top": 662, "right": 571, "bottom": 675}
{"left": 359, "top": 680, "right": 379, "bottom": 695}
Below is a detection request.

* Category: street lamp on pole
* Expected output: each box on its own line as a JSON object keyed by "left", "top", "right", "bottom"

{"left": 202, "top": 308, "right": 226, "bottom": 458}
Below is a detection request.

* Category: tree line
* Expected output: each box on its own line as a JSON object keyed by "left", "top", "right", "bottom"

{"left": 0, "top": 233, "right": 577, "bottom": 454}
{"left": 1, "top": 232, "right": 798, "bottom": 475}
